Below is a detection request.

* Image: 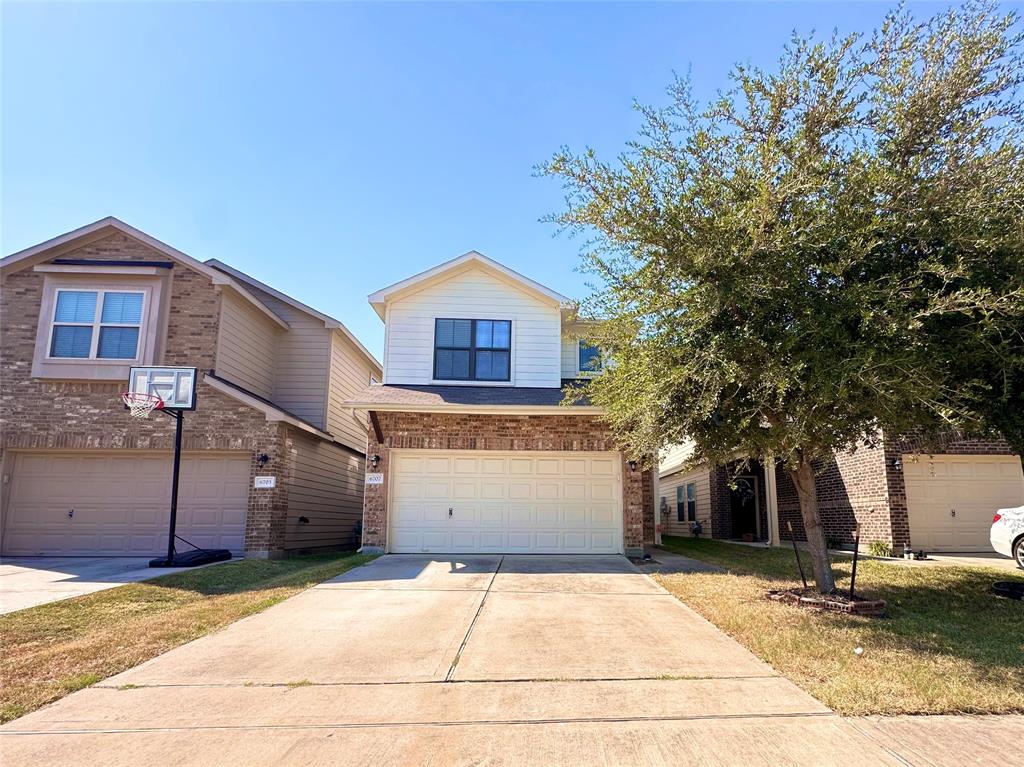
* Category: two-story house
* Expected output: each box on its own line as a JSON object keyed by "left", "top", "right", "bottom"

{"left": 346, "top": 251, "right": 656, "bottom": 556}
{"left": 0, "top": 217, "right": 381, "bottom": 559}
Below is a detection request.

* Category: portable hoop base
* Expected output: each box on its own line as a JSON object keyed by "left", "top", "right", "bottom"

{"left": 150, "top": 549, "right": 232, "bottom": 568}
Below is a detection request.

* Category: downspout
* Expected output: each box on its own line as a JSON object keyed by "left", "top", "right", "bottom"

{"left": 765, "top": 455, "right": 780, "bottom": 546}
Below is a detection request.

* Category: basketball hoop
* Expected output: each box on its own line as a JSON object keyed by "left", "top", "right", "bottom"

{"left": 122, "top": 391, "right": 164, "bottom": 419}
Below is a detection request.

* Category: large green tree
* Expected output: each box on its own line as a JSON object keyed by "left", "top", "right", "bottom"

{"left": 543, "top": 2, "right": 1024, "bottom": 592}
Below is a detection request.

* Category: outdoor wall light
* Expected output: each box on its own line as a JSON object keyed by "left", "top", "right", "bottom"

{"left": 891, "top": 456, "right": 903, "bottom": 471}
{"left": 628, "top": 459, "right": 639, "bottom": 472}
{"left": 257, "top": 453, "right": 271, "bottom": 467}
{"left": 370, "top": 454, "right": 381, "bottom": 470}
{"left": 298, "top": 516, "right": 310, "bottom": 524}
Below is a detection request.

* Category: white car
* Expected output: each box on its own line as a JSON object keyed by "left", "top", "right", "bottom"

{"left": 990, "top": 506, "right": 1024, "bottom": 569}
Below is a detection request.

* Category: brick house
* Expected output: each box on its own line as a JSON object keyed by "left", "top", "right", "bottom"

{"left": 659, "top": 435, "right": 1023, "bottom": 553}
{"left": 0, "top": 217, "right": 381, "bottom": 559}
{"left": 346, "top": 251, "right": 656, "bottom": 556}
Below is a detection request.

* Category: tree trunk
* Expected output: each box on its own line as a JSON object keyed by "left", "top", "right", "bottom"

{"left": 787, "top": 453, "right": 836, "bottom": 593}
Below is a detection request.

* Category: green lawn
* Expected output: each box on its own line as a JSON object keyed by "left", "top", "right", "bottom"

{"left": 655, "top": 536, "right": 1024, "bottom": 716}
{"left": 0, "top": 551, "right": 373, "bottom": 723}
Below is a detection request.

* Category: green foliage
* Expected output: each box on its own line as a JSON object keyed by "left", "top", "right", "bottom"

{"left": 543, "top": 1, "right": 1024, "bottom": 471}
{"left": 867, "top": 541, "right": 894, "bottom": 558}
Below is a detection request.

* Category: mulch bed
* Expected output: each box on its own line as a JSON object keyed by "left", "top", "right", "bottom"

{"left": 767, "top": 587, "right": 887, "bottom": 617}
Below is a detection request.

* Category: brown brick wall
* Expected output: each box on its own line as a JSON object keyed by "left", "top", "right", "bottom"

{"left": 771, "top": 433, "right": 1017, "bottom": 550}
{"left": 360, "top": 411, "right": 646, "bottom": 554}
{"left": 0, "top": 232, "right": 357, "bottom": 557}
{"left": 640, "top": 467, "right": 655, "bottom": 545}
{"left": 775, "top": 445, "right": 893, "bottom": 547}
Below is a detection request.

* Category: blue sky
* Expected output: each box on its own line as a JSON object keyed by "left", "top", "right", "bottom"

{"left": 2, "top": 1, "right": 965, "bottom": 359}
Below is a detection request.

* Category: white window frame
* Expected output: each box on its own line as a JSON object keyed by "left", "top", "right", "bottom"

{"left": 47, "top": 288, "right": 149, "bottom": 361}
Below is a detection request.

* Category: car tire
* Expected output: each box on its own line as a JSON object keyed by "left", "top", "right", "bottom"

{"left": 1016, "top": 537, "right": 1024, "bottom": 570}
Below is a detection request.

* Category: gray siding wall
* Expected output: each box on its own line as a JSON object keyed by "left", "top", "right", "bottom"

{"left": 285, "top": 432, "right": 366, "bottom": 552}
{"left": 214, "top": 289, "right": 279, "bottom": 399}
{"left": 247, "top": 286, "right": 331, "bottom": 429}
{"left": 326, "top": 331, "right": 376, "bottom": 453}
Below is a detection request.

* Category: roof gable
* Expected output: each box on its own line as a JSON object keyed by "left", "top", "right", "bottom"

{"left": 368, "top": 251, "right": 572, "bottom": 320}
{"left": 1, "top": 217, "right": 289, "bottom": 330}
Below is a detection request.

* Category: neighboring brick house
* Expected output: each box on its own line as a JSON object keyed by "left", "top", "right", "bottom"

{"left": 0, "top": 217, "right": 381, "bottom": 559}
{"left": 659, "top": 435, "right": 1023, "bottom": 553}
{"left": 346, "top": 251, "right": 656, "bottom": 556}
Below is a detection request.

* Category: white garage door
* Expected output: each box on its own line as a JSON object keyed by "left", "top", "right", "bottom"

{"left": 2, "top": 452, "right": 249, "bottom": 556}
{"left": 390, "top": 451, "right": 622, "bottom": 554}
{"left": 904, "top": 454, "right": 1024, "bottom": 552}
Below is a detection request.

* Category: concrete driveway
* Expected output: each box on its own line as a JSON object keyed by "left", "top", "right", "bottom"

{"left": 1, "top": 555, "right": 916, "bottom": 765}
{"left": 0, "top": 557, "right": 207, "bottom": 615}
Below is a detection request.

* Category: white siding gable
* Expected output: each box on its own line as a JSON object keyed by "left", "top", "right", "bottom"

{"left": 384, "top": 266, "right": 561, "bottom": 388}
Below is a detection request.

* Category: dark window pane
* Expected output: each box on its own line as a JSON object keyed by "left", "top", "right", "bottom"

{"left": 436, "top": 320, "right": 454, "bottom": 347}
{"left": 476, "top": 350, "right": 492, "bottom": 379}
{"left": 50, "top": 326, "right": 93, "bottom": 358}
{"left": 492, "top": 350, "right": 510, "bottom": 379}
{"left": 435, "top": 349, "right": 453, "bottom": 378}
{"left": 97, "top": 327, "right": 140, "bottom": 359}
{"left": 492, "top": 321, "right": 511, "bottom": 349}
{"left": 452, "top": 319, "right": 472, "bottom": 347}
{"left": 475, "top": 320, "right": 493, "bottom": 348}
{"left": 676, "top": 486, "right": 685, "bottom": 522}
{"left": 451, "top": 349, "right": 470, "bottom": 378}
{"left": 579, "top": 341, "right": 601, "bottom": 371}
{"left": 475, "top": 350, "right": 509, "bottom": 380}
{"left": 54, "top": 291, "right": 97, "bottom": 323}
{"left": 101, "top": 292, "right": 144, "bottom": 324}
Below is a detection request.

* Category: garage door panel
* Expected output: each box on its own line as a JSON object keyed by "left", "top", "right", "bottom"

{"left": 508, "top": 459, "right": 532, "bottom": 475}
{"left": 390, "top": 451, "right": 622, "bottom": 554}
{"left": 904, "top": 454, "right": 1024, "bottom": 552}
{"left": 536, "top": 483, "right": 559, "bottom": 500}
{"left": 426, "top": 457, "right": 450, "bottom": 474}
{"left": 3, "top": 452, "right": 249, "bottom": 556}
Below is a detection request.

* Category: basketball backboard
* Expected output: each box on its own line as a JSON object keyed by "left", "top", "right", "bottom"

{"left": 127, "top": 366, "right": 198, "bottom": 410}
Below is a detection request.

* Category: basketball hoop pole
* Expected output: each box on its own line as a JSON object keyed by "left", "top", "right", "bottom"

{"left": 163, "top": 408, "right": 183, "bottom": 565}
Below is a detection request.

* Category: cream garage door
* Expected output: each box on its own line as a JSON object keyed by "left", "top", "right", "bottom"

{"left": 390, "top": 451, "right": 623, "bottom": 554}
{"left": 903, "top": 454, "right": 1024, "bottom": 552}
{"left": 2, "top": 452, "right": 249, "bottom": 556}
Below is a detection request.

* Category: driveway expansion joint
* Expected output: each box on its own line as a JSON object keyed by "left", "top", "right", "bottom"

{"left": 0, "top": 711, "right": 840, "bottom": 737}
{"left": 445, "top": 555, "right": 503, "bottom": 682}
{"left": 92, "top": 673, "right": 786, "bottom": 690}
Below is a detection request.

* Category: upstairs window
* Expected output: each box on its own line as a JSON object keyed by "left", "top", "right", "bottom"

{"left": 434, "top": 318, "right": 511, "bottom": 382}
{"left": 49, "top": 289, "right": 145, "bottom": 360}
{"left": 579, "top": 341, "right": 602, "bottom": 373}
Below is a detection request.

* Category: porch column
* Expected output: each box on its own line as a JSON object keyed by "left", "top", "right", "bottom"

{"left": 764, "top": 455, "right": 780, "bottom": 546}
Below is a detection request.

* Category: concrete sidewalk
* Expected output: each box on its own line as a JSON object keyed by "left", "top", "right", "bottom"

{"left": 1, "top": 554, "right": 1013, "bottom": 766}
{"left": 0, "top": 556, "right": 220, "bottom": 614}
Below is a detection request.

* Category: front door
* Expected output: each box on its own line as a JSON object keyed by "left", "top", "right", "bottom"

{"left": 730, "top": 476, "right": 759, "bottom": 539}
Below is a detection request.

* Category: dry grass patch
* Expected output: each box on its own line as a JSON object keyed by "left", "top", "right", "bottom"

{"left": 0, "top": 552, "right": 372, "bottom": 723}
{"left": 655, "top": 537, "right": 1024, "bottom": 716}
